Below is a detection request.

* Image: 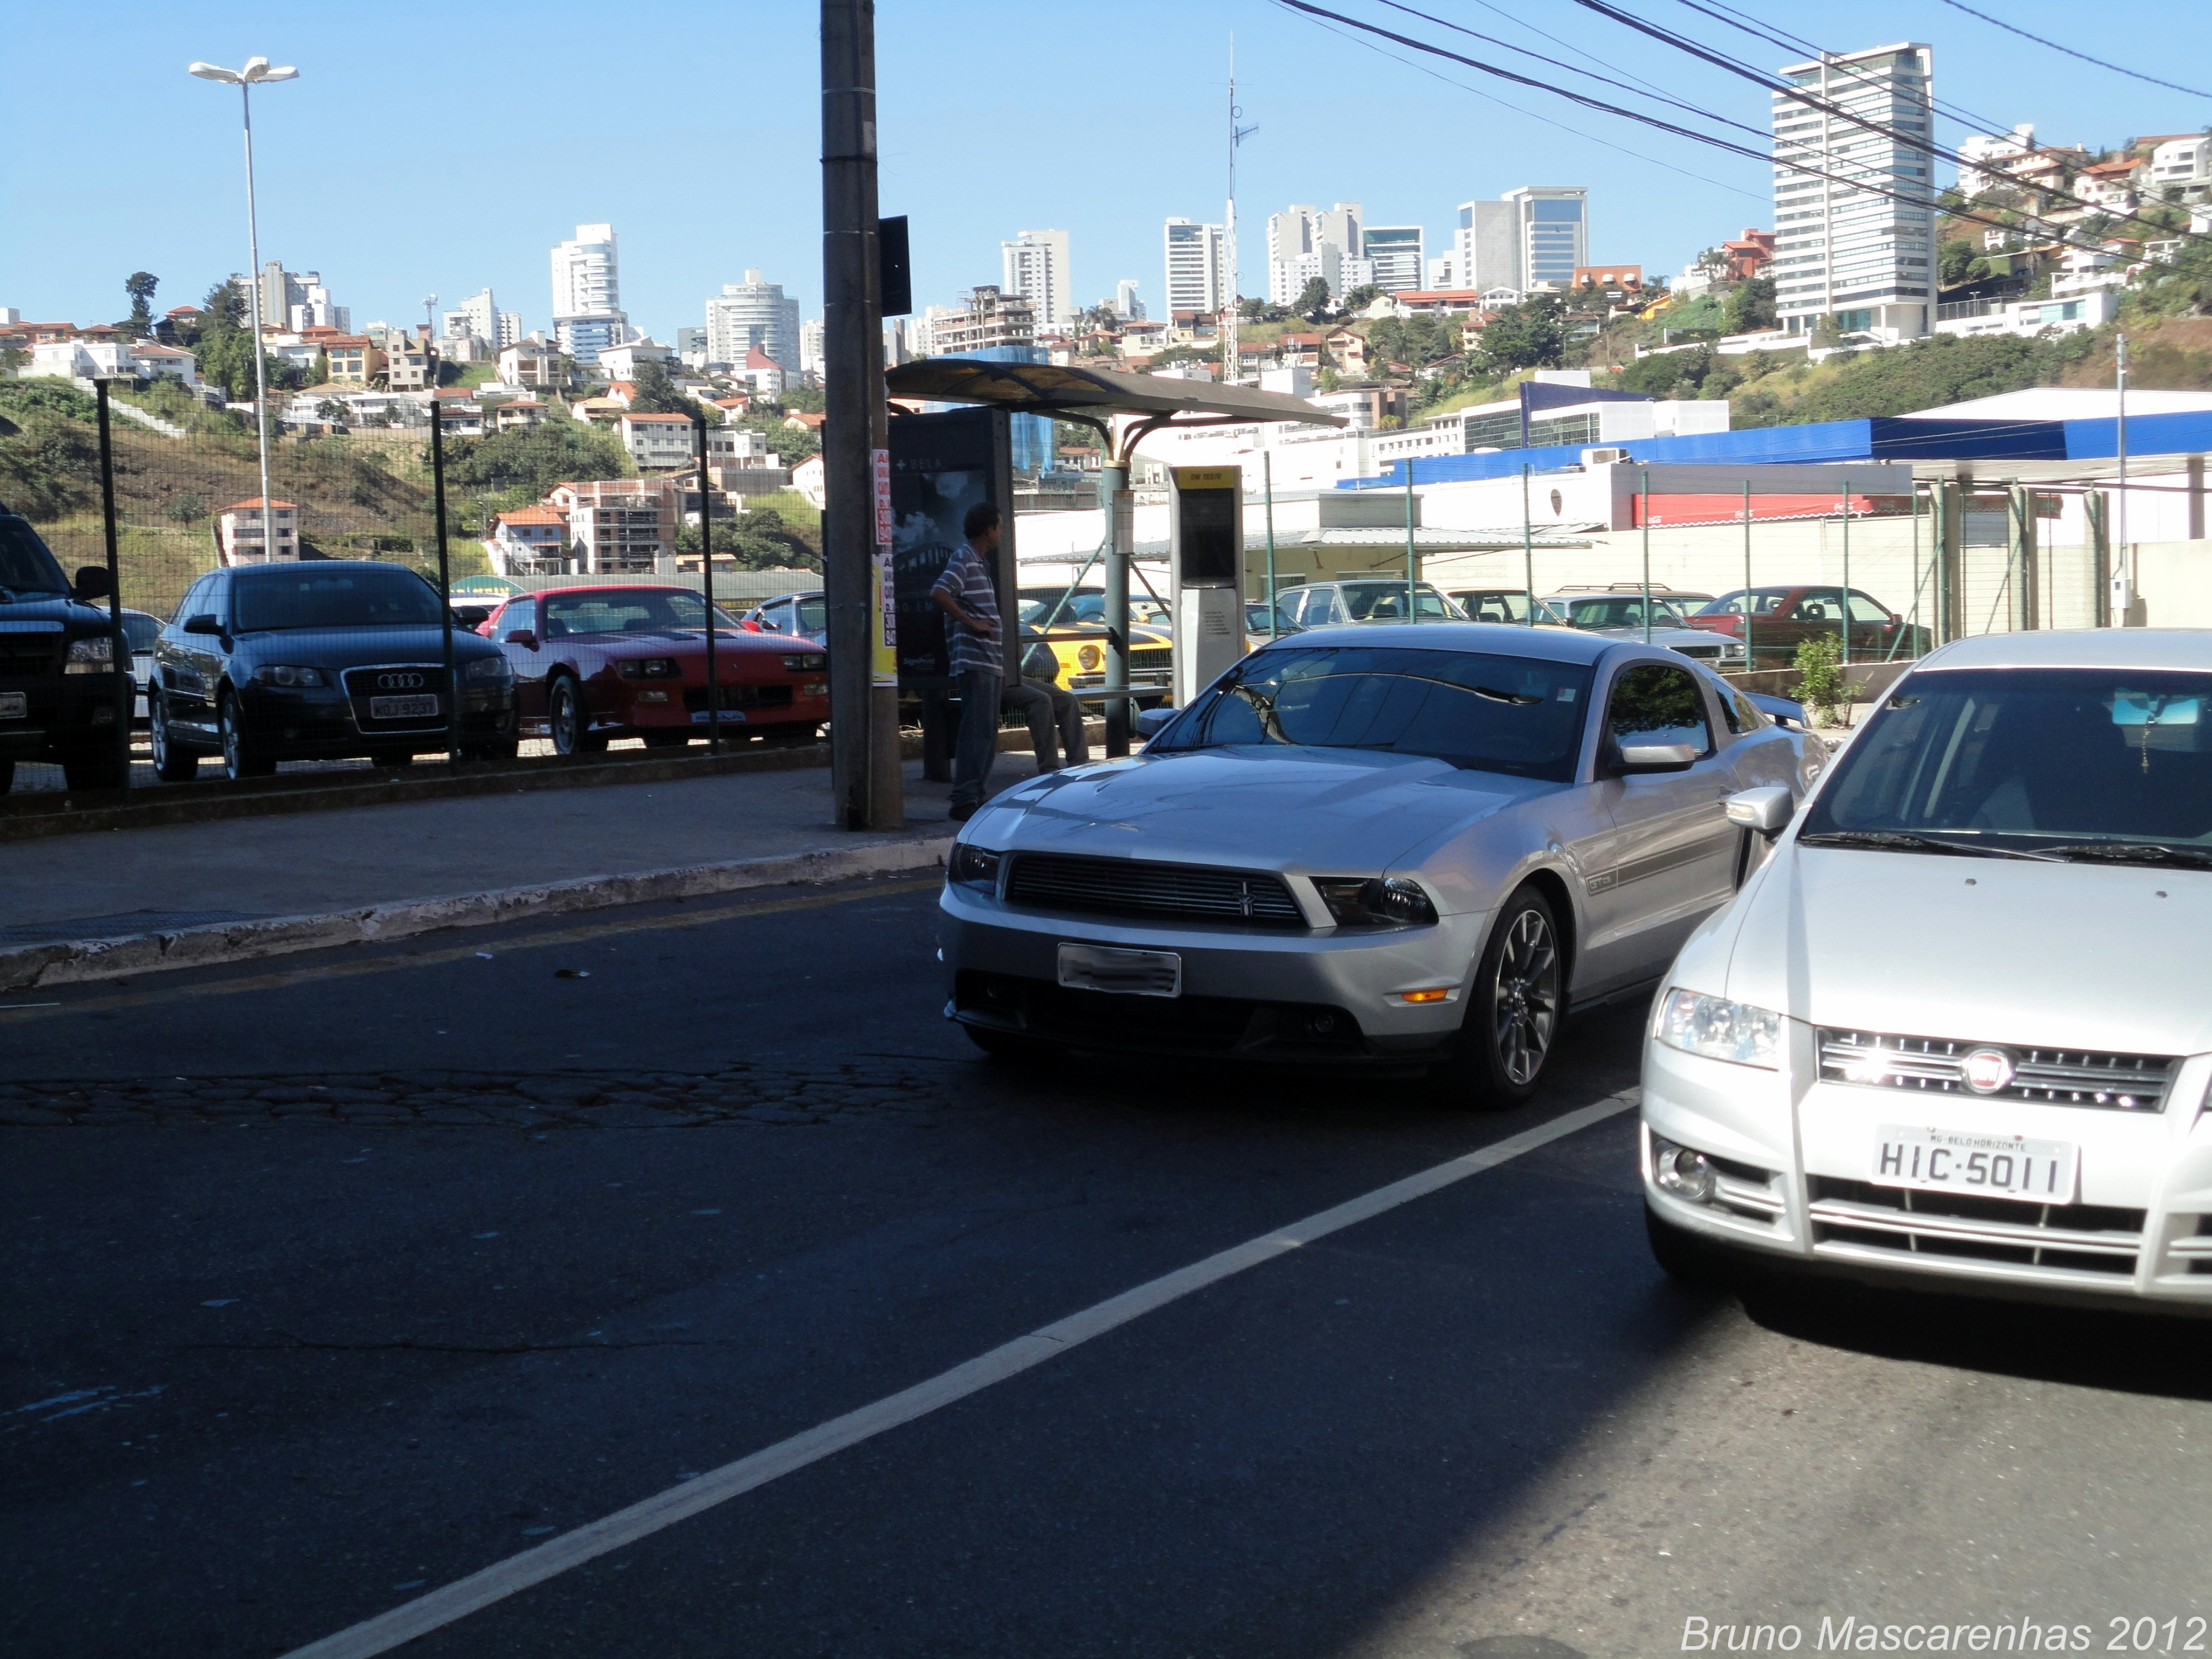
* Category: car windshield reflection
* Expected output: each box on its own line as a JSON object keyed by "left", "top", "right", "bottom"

{"left": 1155, "top": 645, "right": 1594, "bottom": 781}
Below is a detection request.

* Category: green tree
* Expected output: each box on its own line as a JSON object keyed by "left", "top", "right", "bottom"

{"left": 1339, "top": 283, "right": 1385, "bottom": 313}
{"left": 121, "top": 272, "right": 159, "bottom": 339}
{"left": 1238, "top": 295, "right": 1286, "bottom": 324}
{"left": 1720, "top": 276, "right": 1776, "bottom": 335}
{"left": 1937, "top": 240, "right": 1978, "bottom": 287}
{"left": 444, "top": 418, "right": 634, "bottom": 502}
{"left": 676, "top": 507, "right": 820, "bottom": 572}
{"left": 1293, "top": 277, "right": 1333, "bottom": 321}
{"left": 1469, "top": 294, "right": 1567, "bottom": 375}
{"left": 627, "top": 358, "right": 701, "bottom": 415}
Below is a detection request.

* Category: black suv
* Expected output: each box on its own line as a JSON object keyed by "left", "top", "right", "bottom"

{"left": 0, "top": 506, "right": 127, "bottom": 794}
{"left": 150, "top": 561, "right": 517, "bottom": 780}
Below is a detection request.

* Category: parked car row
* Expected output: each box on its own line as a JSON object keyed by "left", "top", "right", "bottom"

{"left": 941, "top": 616, "right": 2212, "bottom": 1321}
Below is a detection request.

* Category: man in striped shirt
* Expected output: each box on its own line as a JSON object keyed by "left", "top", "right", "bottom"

{"left": 930, "top": 502, "right": 1005, "bottom": 821}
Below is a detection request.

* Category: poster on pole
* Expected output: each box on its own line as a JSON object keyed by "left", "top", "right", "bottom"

{"left": 886, "top": 406, "right": 1014, "bottom": 688}
{"left": 870, "top": 448, "right": 898, "bottom": 687}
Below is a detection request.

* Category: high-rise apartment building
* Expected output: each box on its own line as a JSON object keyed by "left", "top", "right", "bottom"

{"left": 1453, "top": 189, "right": 1588, "bottom": 295}
{"left": 1362, "top": 226, "right": 1425, "bottom": 293}
{"left": 1162, "top": 218, "right": 1226, "bottom": 315}
{"left": 800, "top": 317, "right": 826, "bottom": 377}
{"left": 442, "top": 288, "right": 499, "bottom": 345}
{"left": 705, "top": 271, "right": 801, "bottom": 371}
{"left": 551, "top": 223, "right": 629, "bottom": 364}
{"left": 1265, "top": 203, "right": 1366, "bottom": 303}
{"left": 1001, "top": 229, "right": 1072, "bottom": 335}
{"left": 1115, "top": 278, "right": 1143, "bottom": 320}
{"left": 253, "top": 263, "right": 348, "bottom": 332}
{"left": 1770, "top": 42, "right": 1937, "bottom": 339}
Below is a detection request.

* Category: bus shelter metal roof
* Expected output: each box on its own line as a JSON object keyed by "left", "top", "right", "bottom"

{"left": 885, "top": 359, "right": 1343, "bottom": 456}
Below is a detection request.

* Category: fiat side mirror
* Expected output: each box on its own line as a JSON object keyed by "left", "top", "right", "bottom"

{"left": 1725, "top": 785, "right": 1795, "bottom": 838}
{"left": 503, "top": 629, "right": 537, "bottom": 650}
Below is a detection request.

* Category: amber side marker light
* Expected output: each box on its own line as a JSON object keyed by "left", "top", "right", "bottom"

{"left": 1399, "top": 988, "right": 1453, "bottom": 1004}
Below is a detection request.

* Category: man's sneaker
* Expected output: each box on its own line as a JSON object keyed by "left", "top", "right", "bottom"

{"left": 948, "top": 802, "right": 977, "bottom": 822}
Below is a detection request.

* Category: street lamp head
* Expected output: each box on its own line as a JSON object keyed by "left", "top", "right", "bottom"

{"left": 187, "top": 58, "right": 299, "bottom": 84}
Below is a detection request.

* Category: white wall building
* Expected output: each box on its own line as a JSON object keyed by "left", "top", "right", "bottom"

{"left": 800, "top": 316, "right": 826, "bottom": 377}
{"left": 1933, "top": 289, "right": 2121, "bottom": 340}
{"left": 597, "top": 339, "right": 675, "bottom": 382}
{"left": 1001, "top": 229, "right": 1072, "bottom": 335}
{"left": 2150, "top": 134, "right": 2211, "bottom": 202}
{"left": 1162, "top": 218, "right": 1226, "bottom": 315}
{"left": 1452, "top": 190, "right": 1588, "bottom": 294}
{"left": 551, "top": 223, "right": 629, "bottom": 365}
{"left": 1770, "top": 43, "right": 1938, "bottom": 341}
{"left": 705, "top": 270, "right": 801, "bottom": 372}
{"left": 1957, "top": 123, "right": 2036, "bottom": 198}
{"left": 1265, "top": 203, "right": 1365, "bottom": 304}
{"left": 442, "top": 288, "right": 499, "bottom": 347}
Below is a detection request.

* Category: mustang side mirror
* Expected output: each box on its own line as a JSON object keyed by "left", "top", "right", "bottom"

{"left": 503, "top": 629, "right": 538, "bottom": 650}
{"left": 1611, "top": 742, "right": 1699, "bottom": 775}
{"left": 1725, "top": 785, "right": 1795, "bottom": 838}
{"left": 74, "top": 566, "right": 113, "bottom": 602}
{"left": 1134, "top": 706, "right": 1176, "bottom": 740}
{"left": 183, "top": 613, "right": 222, "bottom": 636}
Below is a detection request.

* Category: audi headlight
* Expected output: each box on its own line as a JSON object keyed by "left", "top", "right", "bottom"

{"left": 1655, "top": 988, "right": 1782, "bottom": 1070}
{"left": 464, "top": 655, "right": 512, "bottom": 682}
{"left": 781, "top": 654, "right": 826, "bottom": 672}
{"left": 1312, "top": 876, "right": 1438, "bottom": 928}
{"left": 618, "top": 657, "right": 682, "bottom": 680}
{"left": 251, "top": 663, "right": 325, "bottom": 687}
{"left": 947, "top": 843, "right": 1003, "bottom": 891}
{"left": 64, "top": 637, "right": 114, "bottom": 673}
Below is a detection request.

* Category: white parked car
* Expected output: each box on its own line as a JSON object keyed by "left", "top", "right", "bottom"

{"left": 1643, "top": 630, "right": 2212, "bottom": 1310}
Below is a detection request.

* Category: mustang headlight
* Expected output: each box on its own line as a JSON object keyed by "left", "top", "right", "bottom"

{"left": 1656, "top": 988, "right": 1782, "bottom": 1070}
{"left": 464, "top": 655, "right": 512, "bottom": 682}
{"left": 947, "top": 843, "right": 1003, "bottom": 891}
{"left": 1313, "top": 876, "right": 1438, "bottom": 928}
{"left": 618, "top": 657, "right": 682, "bottom": 680}
{"left": 250, "top": 663, "right": 326, "bottom": 687}
{"left": 65, "top": 636, "right": 114, "bottom": 673}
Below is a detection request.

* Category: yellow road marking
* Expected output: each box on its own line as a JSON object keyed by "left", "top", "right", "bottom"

{"left": 0, "top": 875, "right": 941, "bottom": 1022}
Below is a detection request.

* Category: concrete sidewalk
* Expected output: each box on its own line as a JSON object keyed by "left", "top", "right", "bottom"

{"left": 0, "top": 753, "right": 1046, "bottom": 990}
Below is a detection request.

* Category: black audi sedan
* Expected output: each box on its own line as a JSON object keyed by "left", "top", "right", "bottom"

{"left": 150, "top": 561, "right": 517, "bottom": 780}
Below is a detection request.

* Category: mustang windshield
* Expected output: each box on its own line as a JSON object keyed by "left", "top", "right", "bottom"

{"left": 1157, "top": 645, "right": 1594, "bottom": 781}
{"left": 1802, "top": 667, "right": 2212, "bottom": 860}
{"left": 232, "top": 568, "right": 444, "bottom": 631}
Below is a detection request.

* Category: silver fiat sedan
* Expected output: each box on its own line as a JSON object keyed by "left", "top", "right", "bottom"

{"left": 938, "top": 623, "right": 1823, "bottom": 1103}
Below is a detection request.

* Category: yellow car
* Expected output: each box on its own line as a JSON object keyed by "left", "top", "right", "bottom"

{"left": 1018, "top": 587, "right": 1175, "bottom": 701}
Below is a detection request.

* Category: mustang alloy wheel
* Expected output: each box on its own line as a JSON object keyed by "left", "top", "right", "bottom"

{"left": 1439, "top": 884, "right": 1563, "bottom": 1107}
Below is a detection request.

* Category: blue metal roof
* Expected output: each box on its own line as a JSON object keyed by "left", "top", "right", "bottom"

{"left": 1341, "top": 413, "right": 2077, "bottom": 489}
{"left": 2062, "top": 410, "right": 2212, "bottom": 460}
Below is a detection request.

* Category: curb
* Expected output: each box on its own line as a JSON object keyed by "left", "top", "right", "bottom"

{"left": 0, "top": 835, "right": 954, "bottom": 993}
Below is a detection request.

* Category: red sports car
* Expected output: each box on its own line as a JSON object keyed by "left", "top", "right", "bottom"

{"left": 479, "top": 584, "right": 829, "bottom": 755}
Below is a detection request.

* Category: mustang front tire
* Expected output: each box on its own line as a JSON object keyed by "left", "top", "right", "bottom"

{"left": 1437, "top": 883, "right": 1563, "bottom": 1108}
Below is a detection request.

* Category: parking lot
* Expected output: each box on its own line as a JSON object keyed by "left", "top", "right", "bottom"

{"left": 9, "top": 874, "right": 2212, "bottom": 1659}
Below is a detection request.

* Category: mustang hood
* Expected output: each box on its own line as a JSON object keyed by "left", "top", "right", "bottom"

{"left": 979, "top": 747, "right": 1547, "bottom": 874}
{"left": 1725, "top": 846, "right": 2212, "bottom": 1057}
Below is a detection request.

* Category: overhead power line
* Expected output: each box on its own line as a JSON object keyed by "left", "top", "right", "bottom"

{"left": 1934, "top": 0, "right": 2212, "bottom": 102}
{"left": 1270, "top": 0, "right": 2192, "bottom": 264}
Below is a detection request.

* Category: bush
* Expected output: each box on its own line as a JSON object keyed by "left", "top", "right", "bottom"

{"left": 1790, "top": 634, "right": 1851, "bottom": 724}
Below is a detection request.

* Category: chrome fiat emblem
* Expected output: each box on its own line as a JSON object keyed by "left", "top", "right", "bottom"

{"left": 1960, "top": 1048, "right": 2016, "bottom": 1094}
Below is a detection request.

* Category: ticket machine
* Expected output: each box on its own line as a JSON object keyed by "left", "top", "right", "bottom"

{"left": 1168, "top": 465, "right": 1244, "bottom": 706}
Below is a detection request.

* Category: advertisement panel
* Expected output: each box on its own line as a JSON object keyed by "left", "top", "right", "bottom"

{"left": 887, "top": 406, "right": 1015, "bottom": 688}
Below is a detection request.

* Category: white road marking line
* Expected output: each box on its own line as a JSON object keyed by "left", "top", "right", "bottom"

{"left": 281, "top": 1089, "right": 1639, "bottom": 1659}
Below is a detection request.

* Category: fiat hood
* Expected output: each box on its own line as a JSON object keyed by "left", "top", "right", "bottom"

{"left": 1723, "top": 846, "right": 2212, "bottom": 1057}
{"left": 972, "top": 747, "right": 1550, "bottom": 874}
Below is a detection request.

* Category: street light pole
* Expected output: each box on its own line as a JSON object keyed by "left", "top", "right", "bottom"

{"left": 190, "top": 56, "right": 297, "bottom": 565}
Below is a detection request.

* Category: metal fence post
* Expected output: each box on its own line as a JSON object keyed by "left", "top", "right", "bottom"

{"left": 1639, "top": 467, "right": 1652, "bottom": 644}
{"left": 2087, "top": 489, "right": 2110, "bottom": 628}
{"left": 1839, "top": 471, "right": 1851, "bottom": 665}
{"left": 430, "top": 399, "right": 457, "bottom": 764}
{"left": 1521, "top": 463, "right": 1535, "bottom": 625}
{"left": 94, "top": 380, "right": 130, "bottom": 796}
{"left": 1262, "top": 450, "right": 1277, "bottom": 637}
{"left": 696, "top": 411, "right": 719, "bottom": 753}
{"left": 1740, "top": 480, "right": 1752, "bottom": 664}
{"left": 1403, "top": 458, "right": 1417, "bottom": 621}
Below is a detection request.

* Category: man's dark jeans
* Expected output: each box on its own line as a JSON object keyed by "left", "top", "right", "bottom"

{"left": 951, "top": 666, "right": 1004, "bottom": 811}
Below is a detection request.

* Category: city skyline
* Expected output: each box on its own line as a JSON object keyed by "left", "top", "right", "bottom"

{"left": 6, "top": 1, "right": 2209, "bottom": 339}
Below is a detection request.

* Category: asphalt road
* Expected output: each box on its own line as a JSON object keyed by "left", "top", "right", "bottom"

{"left": 8, "top": 877, "right": 2212, "bottom": 1659}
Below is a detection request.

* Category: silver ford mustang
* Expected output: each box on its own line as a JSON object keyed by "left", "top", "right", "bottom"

{"left": 939, "top": 623, "right": 1825, "bottom": 1102}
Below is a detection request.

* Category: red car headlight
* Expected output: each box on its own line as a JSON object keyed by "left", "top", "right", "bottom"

{"left": 617, "top": 657, "right": 682, "bottom": 680}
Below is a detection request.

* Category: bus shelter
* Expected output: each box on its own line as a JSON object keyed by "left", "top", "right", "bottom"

{"left": 884, "top": 359, "right": 1343, "bottom": 753}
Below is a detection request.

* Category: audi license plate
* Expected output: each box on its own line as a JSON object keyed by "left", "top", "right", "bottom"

{"left": 1871, "top": 1124, "right": 2078, "bottom": 1204}
{"left": 0, "top": 692, "right": 23, "bottom": 720}
{"left": 369, "top": 693, "right": 440, "bottom": 720}
{"left": 1057, "top": 943, "right": 1181, "bottom": 998}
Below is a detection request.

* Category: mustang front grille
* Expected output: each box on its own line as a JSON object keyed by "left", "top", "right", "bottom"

{"left": 1818, "top": 1028, "right": 2178, "bottom": 1112}
{"left": 1004, "top": 853, "right": 1306, "bottom": 928}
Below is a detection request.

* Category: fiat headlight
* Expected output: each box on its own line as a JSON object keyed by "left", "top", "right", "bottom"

{"left": 1655, "top": 988, "right": 1781, "bottom": 1070}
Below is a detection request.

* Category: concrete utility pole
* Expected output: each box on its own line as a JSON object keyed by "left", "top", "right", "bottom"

{"left": 820, "top": 0, "right": 902, "bottom": 828}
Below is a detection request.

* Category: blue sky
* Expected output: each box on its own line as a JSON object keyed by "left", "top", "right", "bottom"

{"left": 5, "top": 1, "right": 2208, "bottom": 339}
